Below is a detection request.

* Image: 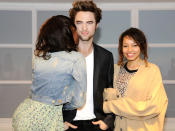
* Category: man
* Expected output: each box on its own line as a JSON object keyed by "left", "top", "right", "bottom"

{"left": 63, "top": 1, "right": 114, "bottom": 131}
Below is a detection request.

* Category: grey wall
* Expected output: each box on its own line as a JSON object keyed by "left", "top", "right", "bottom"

{"left": 0, "top": 3, "right": 175, "bottom": 118}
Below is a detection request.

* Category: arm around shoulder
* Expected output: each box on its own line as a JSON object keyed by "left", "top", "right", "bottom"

{"left": 71, "top": 54, "right": 87, "bottom": 108}
{"left": 64, "top": 54, "right": 87, "bottom": 110}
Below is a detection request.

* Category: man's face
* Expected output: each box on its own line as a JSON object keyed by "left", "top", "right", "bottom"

{"left": 74, "top": 11, "right": 97, "bottom": 42}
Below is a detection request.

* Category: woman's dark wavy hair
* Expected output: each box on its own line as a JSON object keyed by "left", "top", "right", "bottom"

{"left": 118, "top": 27, "right": 148, "bottom": 66}
{"left": 34, "top": 15, "right": 77, "bottom": 60}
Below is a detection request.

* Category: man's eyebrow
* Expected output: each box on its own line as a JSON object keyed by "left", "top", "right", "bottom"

{"left": 76, "top": 20, "right": 81, "bottom": 21}
{"left": 87, "top": 20, "right": 93, "bottom": 22}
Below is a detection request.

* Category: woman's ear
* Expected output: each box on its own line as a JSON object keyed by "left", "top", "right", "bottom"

{"left": 73, "top": 30, "right": 79, "bottom": 45}
{"left": 71, "top": 26, "right": 79, "bottom": 45}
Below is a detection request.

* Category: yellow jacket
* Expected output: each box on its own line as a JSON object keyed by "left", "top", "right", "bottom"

{"left": 103, "top": 62, "right": 168, "bottom": 131}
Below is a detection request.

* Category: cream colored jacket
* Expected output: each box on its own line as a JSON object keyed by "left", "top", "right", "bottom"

{"left": 103, "top": 63, "right": 168, "bottom": 131}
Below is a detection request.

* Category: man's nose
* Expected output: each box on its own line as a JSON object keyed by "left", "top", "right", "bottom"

{"left": 82, "top": 24, "right": 87, "bottom": 30}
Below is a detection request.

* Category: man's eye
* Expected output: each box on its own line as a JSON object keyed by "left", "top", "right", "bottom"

{"left": 87, "top": 21, "right": 93, "bottom": 24}
{"left": 76, "top": 21, "right": 81, "bottom": 24}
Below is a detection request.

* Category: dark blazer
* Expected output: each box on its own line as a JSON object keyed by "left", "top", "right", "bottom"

{"left": 63, "top": 43, "right": 114, "bottom": 129}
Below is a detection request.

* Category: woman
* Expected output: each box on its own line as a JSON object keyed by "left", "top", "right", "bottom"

{"left": 12, "top": 15, "right": 87, "bottom": 131}
{"left": 103, "top": 27, "right": 168, "bottom": 131}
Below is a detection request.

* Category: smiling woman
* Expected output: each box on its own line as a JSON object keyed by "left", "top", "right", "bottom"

{"left": 103, "top": 27, "right": 168, "bottom": 131}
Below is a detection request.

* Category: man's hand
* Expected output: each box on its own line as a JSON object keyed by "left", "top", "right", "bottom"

{"left": 64, "top": 121, "right": 78, "bottom": 130}
{"left": 92, "top": 120, "right": 108, "bottom": 130}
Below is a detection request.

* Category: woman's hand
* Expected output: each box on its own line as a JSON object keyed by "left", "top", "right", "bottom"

{"left": 64, "top": 121, "right": 78, "bottom": 130}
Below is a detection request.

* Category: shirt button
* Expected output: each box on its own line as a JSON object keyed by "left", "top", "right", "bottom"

{"left": 52, "top": 100, "right": 55, "bottom": 104}
{"left": 80, "top": 93, "right": 83, "bottom": 97}
{"left": 117, "top": 95, "right": 120, "bottom": 98}
{"left": 58, "top": 99, "right": 62, "bottom": 103}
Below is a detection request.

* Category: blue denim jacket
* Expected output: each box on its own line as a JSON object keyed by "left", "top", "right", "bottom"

{"left": 31, "top": 51, "right": 87, "bottom": 110}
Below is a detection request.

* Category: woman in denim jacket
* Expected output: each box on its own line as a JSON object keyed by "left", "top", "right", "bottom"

{"left": 12, "top": 15, "right": 87, "bottom": 131}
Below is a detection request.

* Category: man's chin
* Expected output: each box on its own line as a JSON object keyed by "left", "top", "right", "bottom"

{"left": 80, "top": 37, "right": 90, "bottom": 41}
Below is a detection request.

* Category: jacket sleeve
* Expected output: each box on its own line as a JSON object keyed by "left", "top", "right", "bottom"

{"left": 103, "top": 65, "right": 168, "bottom": 120}
{"left": 107, "top": 53, "right": 114, "bottom": 88}
{"left": 64, "top": 55, "right": 87, "bottom": 110}
{"left": 103, "top": 53, "right": 115, "bottom": 129}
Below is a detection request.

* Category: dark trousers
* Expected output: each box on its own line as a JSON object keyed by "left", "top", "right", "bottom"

{"left": 66, "top": 119, "right": 111, "bottom": 131}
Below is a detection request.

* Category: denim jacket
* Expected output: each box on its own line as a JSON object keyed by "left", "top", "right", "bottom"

{"left": 31, "top": 51, "right": 87, "bottom": 110}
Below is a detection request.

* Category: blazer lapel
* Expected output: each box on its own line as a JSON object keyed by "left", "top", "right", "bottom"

{"left": 93, "top": 44, "right": 100, "bottom": 96}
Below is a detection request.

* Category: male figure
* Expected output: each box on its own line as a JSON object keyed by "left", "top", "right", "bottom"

{"left": 64, "top": 1, "right": 114, "bottom": 131}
